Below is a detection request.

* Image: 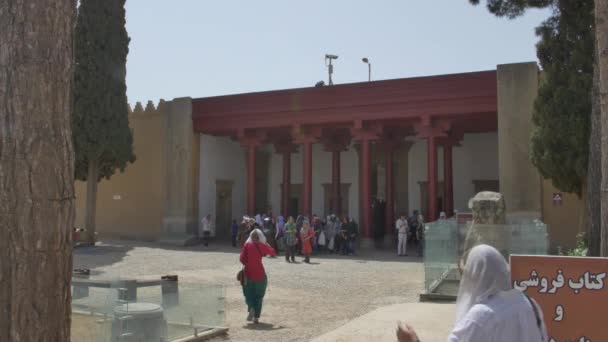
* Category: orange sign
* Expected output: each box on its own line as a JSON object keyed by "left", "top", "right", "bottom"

{"left": 510, "top": 255, "right": 608, "bottom": 342}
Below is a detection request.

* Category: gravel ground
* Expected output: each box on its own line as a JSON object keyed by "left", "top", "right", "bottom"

{"left": 74, "top": 240, "right": 424, "bottom": 342}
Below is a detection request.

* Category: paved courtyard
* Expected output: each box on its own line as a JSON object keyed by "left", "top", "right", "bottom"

{"left": 74, "top": 240, "right": 424, "bottom": 342}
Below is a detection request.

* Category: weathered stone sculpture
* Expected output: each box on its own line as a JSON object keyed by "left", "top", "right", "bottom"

{"left": 463, "top": 192, "right": 509, "bottom": 260}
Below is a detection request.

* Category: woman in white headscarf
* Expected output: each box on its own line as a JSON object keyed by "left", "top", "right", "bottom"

{"left": 397, "top": 244, "right": 547, "bottom": 342}
{"left": 240, "top": 229, "right": 275, "bottom": 324}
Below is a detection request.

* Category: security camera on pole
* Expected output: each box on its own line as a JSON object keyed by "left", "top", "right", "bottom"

{"left": 325, "top": 54, "right": 338, "bottom": 85}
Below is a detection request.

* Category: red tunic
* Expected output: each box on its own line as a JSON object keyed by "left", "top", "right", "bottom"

{"left": 240, "top": 242, "right": 276, "bottom": 281}
{"left": 301, "top": 227, "right": 314, "bottom": 255}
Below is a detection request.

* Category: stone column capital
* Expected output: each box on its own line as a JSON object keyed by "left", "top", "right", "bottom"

{"left": 414, "top": 117, "right": 451, "bottom": 139}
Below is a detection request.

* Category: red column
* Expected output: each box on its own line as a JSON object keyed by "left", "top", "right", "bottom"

{"left": 282, "top": 152, "right": 291, "bottom": 218}
{"left": 427, "top": 136, "right": 438, "bottom": 221}
{"left": 247, "top": 144, "right": 256, "bottom": 215}
{"left": 361, "top": 139, "right": 372, "bottom": 238}
{"left": 385, "top": 148, "right": 394, "bottom": 234}
{"left": 302, "top": 142, "right": 313, "bottom": 216}
{"left": 332, "top": 150, "right": 341, "bottom": 215}
{"left": 444, "top": 143, "right": 453, "bottom": 217}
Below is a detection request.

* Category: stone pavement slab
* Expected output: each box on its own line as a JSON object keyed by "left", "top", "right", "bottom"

{"left": 311, "top": 302, "right": 455, "bottom": 342}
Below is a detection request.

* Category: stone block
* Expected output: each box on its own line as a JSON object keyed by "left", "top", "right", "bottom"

{"left": 468, "top": 191, "right": 506, "bottom": 225}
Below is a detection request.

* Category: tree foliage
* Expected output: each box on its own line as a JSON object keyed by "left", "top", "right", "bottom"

{"left": 469, "top": 0, "right": 553, "bottom": 18}
{"left": 74, "top": 0, "right": 135, "bottom": 181}
{"left": 471, "top": 0, "right": 594, "bottom": 195}
{"left": 531, "top": 1, "right": 594, "bottom": 195}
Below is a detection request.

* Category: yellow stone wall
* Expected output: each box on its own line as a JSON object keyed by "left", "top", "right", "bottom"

{"left": 541, "top": 179, "right": 584, "bottom": 252}
{"left": 75, "top": 100, "right": 167, "bottom": 241}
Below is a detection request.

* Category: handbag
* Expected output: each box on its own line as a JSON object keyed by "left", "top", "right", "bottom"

{"left": 237, "top": 268, "right": 246, "bottom": 286}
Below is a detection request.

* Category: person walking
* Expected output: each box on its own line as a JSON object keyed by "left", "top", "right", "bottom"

{"left": 300, "top": 221, "right": 315, "bottom": 263}
{"left": 334, "top": 215, "right": 343, "bottom": 254}
{"left": 346, "top": 217, "right": 358, "bottom": 256}
{"left": 339, "top": 216, "right": 349, "bottom": 255}
{"left": 263, "top": 215, "right": 277, "bottom": 252}
{"left": 396, "top": 214, "right": 409, "bottom": 256}
{"left": 312, "top": 215, "right": 322, "bottom": 253}
{"left": 396, "top": 245, "right": 547, "bottom": 342}
{"left": 275, "top": 215, "right": 286, "bottom": 252}
{"left": 416, "top": 212, "right": 425, "bottom": 257}
{"left": 408, "top": 210, "right": 419, "bottom": 245}
{"left": 231, "top": 219, "right": 239, "bottom": 247}
{"left": 200, "top": 214, "right": 212, "bottom": 247}
{"left": 240, "top": 229, "right": 276, "bottom": 324}
{"left": 295, "top": 215, "right": 304, "bottom": 255}
{"left": 325, "top": 214, "right": 338, "bottom": 253}
{"left": 284, "top": 216, "right": 297, "bottom": 263}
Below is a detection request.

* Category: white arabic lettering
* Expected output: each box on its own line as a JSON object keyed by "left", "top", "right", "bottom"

{"left": 549, "top": 270, "right": 565, "bottom": 294}
{"left": 569, "top": 276, "right": 584, "bottom": 294}
{"left": 539, "top": 277, "right": 549, "bottom": 293}
{"left": 554, "top": 305, "right": 564, "bottom": 322}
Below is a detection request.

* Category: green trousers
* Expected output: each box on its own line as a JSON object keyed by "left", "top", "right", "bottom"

{"left": 242, "top": 276, "right": 268, "bottom": 318}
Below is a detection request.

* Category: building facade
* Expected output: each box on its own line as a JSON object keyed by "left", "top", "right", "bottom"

{"left": 74, "top": 62, "right": 584, "bottom": 251}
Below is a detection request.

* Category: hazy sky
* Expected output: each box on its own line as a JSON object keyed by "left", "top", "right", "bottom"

{"left": 124, "top": 1, "right": 551, "bottom": 104}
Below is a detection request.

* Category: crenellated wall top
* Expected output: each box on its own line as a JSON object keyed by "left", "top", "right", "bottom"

{"left": 128, "top": 99, "right": 167, "bottom": 118}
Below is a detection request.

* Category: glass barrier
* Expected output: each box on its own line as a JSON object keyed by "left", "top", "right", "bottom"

{"left": 423, "top": 217, "right": 549, "bottom": 298}
{"left": 71, "top": 278, "right": 226, "bottom": 342}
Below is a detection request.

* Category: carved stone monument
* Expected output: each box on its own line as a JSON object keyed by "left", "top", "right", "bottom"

{"left": 463, "top": 191, "right": 510, "bottom": 259}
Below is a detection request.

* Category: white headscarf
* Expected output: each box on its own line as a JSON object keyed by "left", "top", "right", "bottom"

{"left": 245, "top": 228, "right": 267, "bottom": 244}
{"left": 455, "top": 244, "right": 510, "bottom": 323}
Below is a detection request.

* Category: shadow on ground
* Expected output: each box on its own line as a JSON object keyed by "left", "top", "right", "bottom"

{"left": 73, "top": 243, "right": 133, "bottom": 272}
{"left": 242, "top": 322, "right": 286, "bottom": 331}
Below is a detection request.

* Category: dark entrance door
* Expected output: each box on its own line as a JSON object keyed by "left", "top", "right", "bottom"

{"left": 215, "top": 180, "right": 233, "bottom": 240}
{"left": 289, "top": 198, "right": 299, "bottom": 219}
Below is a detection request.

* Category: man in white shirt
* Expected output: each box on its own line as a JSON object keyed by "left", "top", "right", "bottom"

{"left": 200, "top": 214, "right": 212, "bottom": 247}
{"left": 395, "top": 214, "right": 409, "bottom": 256}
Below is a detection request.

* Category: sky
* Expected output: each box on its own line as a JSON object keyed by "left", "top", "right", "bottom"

{"left": 124, "top": 0, "right": 551, "bottom": 105}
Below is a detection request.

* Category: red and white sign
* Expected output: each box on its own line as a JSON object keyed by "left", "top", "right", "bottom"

{"left": 511, "top": 255, "right": 608, "bottom": 342}
{"left": 552, "top": 193, "right": 563, "bottom": 206}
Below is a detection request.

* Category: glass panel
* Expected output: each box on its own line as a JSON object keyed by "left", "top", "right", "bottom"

{"left": 71, "top": 279, "right": 226, "bottom": 342}
{"left": 423, "top": 216, "right": 549, "bottom": 298}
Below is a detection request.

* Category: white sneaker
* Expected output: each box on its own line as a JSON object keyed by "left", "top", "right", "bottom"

{"left": 246, "top": 310, "right": 254, "bottom": 321}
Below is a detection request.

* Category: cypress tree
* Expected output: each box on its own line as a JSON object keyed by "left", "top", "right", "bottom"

{"left": 530, "top": 0, "right": 594, "bottom": 196}
{"left": 74, "top": 0, "right": 135, "bottom": 240}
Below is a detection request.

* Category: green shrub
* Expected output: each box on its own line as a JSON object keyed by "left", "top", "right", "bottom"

{"left": 557, "top": 232, "right": 588, "bottom": 256}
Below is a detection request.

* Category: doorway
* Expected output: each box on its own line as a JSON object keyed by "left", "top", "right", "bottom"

{"left": 215, "top": 180, "right": 233, "bottom": 240}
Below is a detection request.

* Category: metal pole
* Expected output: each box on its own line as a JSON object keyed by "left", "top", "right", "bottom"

{"left": 368, "top": 63, "right": 371, "bottom": 82}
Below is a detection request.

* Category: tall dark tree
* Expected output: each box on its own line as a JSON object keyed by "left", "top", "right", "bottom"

{"left": 530, "top": 1, "right": 594, "bottom": 195}
{"left": 470, "top": 0, "right": 601, "bottom": 255}
{"left": 0, "top": 0, "right": 75, "bottom": 340}
{"left": 74, "top": 0, "right": 135, "bottom": 241}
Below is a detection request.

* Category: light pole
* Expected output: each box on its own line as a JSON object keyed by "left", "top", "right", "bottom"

{"left": 362, "top": 57, "right": 371, "bottom": 82}
{"left": 325, "top": 54, "right": 338, "bottom": 85}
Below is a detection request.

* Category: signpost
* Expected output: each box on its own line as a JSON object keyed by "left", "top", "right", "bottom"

{"left": 510, "top": 255, "right": 608, "bottom": 342}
